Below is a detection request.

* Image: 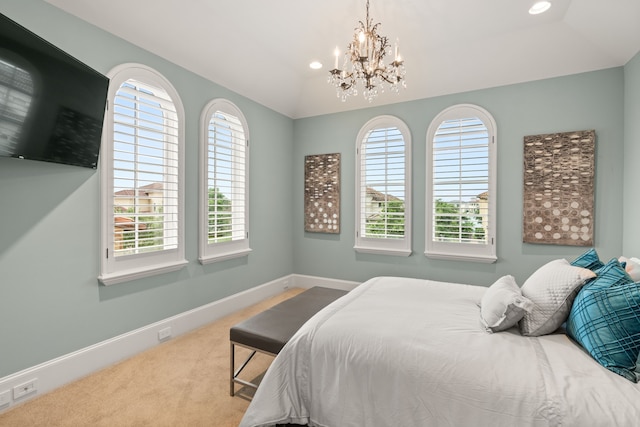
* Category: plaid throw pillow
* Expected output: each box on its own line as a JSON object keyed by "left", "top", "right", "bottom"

{"left": 570, "top": 248, "right": 605, "bottom": 272}
{"left": 566, "top": 259, "right": 640, "bottom": 382}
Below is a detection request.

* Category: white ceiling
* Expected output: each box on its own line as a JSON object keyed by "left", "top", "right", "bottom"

{"left": 45, "top": 0, "right": 640, "bottom": 119}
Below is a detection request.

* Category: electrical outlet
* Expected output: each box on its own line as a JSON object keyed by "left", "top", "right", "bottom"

{"left": 158, "top": 327, "right": 172, "bottom": 341}
{"left": 0, "top": 390, "right": 10, "bottom": 407}
{"left": 13, "top": 378, "right": 37, "bottom": 400}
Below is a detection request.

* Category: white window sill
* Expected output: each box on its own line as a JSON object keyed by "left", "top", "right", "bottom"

{"left": 424, "top": 251, "right": 497, "bottom": 264}
{"left": 99, "top": 259, "right": 189, "bottom": 286}
{"left": 199, "top": 248, "right": 252, "bottom": 265}
{"left": 354, "top": 245, "right": 412, "bottom": 257}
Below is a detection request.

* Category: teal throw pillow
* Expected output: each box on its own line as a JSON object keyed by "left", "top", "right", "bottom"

{"left": 585, "top": 258, "right": 632, "bottom": 290}
{"left": 570, "top": 248, "right": 604, "bottom": 272}
{"left": 566, "top": 259, "right": 640, "bottom": 382}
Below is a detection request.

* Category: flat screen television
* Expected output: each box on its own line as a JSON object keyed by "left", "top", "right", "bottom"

{"left": 0, "top": 13, "right": 109, "bottom": 169}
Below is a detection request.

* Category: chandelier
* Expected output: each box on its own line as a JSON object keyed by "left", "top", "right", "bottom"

{"left": 328, "top": 0, "right": 406, "bottom": 102}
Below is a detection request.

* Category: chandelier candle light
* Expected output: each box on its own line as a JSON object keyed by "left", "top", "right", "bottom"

{"left": 328, "top": 0, "right": 406, "bottom": 102}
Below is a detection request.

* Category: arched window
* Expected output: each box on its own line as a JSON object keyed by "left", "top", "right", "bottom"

{"left": 426, "top": 104, "right": 497, "bottom": 263}
{"left": 355, "top": 115, "right": 412, "bottom": 256}
{"left": 199, "top": 99, "right": 250, "bottom": 263}
{"left": 99, "top": 63, "right": 186, "bottom": 285}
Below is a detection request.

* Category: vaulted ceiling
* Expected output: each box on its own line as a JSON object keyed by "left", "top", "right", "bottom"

{"left": 46, "top": 0, "right": 640, "bottom": 119}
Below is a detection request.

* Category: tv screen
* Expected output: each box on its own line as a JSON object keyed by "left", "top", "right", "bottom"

{"left": 0, "top": 13, "right": 109, "bottom": 169}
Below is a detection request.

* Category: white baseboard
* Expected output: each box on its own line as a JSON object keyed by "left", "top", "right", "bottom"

{"left": 0, "top": 274, "right": 359, "bottom": 413}
{"left": 292, "top": 274, "right": 360, "bottom": 292}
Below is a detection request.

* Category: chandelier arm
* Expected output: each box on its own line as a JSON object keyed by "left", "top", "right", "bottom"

{"left": 380, "top": 74, "right": 400, "bottom": 85}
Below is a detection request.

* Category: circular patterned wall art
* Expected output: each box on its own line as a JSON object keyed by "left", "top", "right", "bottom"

{"left": 304, "top": 153, "right": 340, "bottom": 234}
{"left": 522, "top": 130, "right": 595, "bottom": 246}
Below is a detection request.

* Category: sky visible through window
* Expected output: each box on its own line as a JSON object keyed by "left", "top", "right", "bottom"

{"left": 432, "top": 116, "right": 489, "bottom": 244}
{"left": 112, "top": 80, "right": 179, "bottom": 255}
{"left": 208, "top": 112, "right": 235, "bottom": 207}
{"left": 363, "top": 126, "right": 405, "bottom": 200}
{"left": 207, "top": 111, "right": 245, "bottom": 242}
{"left": 113, "top": 83, "right": 166, "bottom": 193}
{"left": 433, "top": 117, "right": 489, "bottom": 204}
{"left": 363, "top": 120, "right": 489, "bottom": 204}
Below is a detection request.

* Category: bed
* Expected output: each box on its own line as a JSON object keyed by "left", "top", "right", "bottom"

{"left": 240, "top": 259, "right": 640, "bottom": 427}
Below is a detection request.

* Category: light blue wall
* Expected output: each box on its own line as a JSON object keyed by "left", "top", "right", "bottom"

{"left": 293, "top": 68, "right": 625, "bottom": 286}
{"left": 623, "top": 51, "right": 640, "bottom": 256}
{"left": 0, "top": 1, "right": 294, "bottom": 377}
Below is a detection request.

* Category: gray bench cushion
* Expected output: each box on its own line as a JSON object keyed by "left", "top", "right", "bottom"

{"left": 230, "top": 286, "right": 348, "bottom": 354}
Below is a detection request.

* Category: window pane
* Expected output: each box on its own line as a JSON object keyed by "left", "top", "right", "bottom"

{"left": 361, "top": 127, "right": 406, "bottom": 239}
{"left": 112, "top": 80, "right": 179, "bottom": 257}
{"left": 432, "top": 117, "right": 488, "bottom": 245}
{"left": 207, "top": 111, "right": 246, "bottom": 244}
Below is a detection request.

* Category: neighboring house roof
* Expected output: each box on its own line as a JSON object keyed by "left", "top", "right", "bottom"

{"left": 366, "top": 187, "right": 401, "bottom": 202}
{"left": 140, "top": 182, "right": 163, "bottom": 191}
{"left": 477, "top": 191, "right": 488, "bottom": 200}
{"left": 115, "top": 183, "right": 163, "bottom": 197}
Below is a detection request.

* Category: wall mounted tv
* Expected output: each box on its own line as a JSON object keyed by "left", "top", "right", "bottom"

{"left": 0, "top": 13, "right": 109, "bottom": 169}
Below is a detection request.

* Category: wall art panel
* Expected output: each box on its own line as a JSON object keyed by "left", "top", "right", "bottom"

{"left": 523, "top": 130, "right": 595, "bottom": 246}
{"left": 304, "top": 153, "right": 340, "bottom": 233}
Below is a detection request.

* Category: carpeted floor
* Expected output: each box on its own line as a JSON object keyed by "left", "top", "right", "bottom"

{"left": 0, "top": 288, "right": 304, "bottom": 427}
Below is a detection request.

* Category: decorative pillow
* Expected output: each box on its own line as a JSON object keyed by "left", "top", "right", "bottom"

{"left": 519, "top": 259, "right": 596, "bottom": 337}
{"left": 480, "top": 275, "right": 533, "bottom": 333}
{"left": 583, "top": 258, "right": 633, "bottom": 291}
{"left": 571, "top": 248, "right": 604, "bottom": 272}
{"left": 566, "top": 260, "right": 640, "bottom": 382}
{"left": 619, "top": 256, "right": 640, "bottom": 282}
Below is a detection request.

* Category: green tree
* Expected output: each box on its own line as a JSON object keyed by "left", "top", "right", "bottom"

{"left": 208, "top": 187, "right": 232, "bottom": 242}
{"left": 365, "top": 199, "right": 405, "bottom": 238}
{"left": 116, "top": 206, "right": 165, "bottom": 252}
{"left": 138, "top": 211, "right": 164, "bottom": 248}
{"left": 434, "top": 199, "right": 485, "bottom": 242}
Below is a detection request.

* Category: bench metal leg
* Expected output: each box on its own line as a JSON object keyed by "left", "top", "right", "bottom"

{"left": 230, "top": 342, "right": 235, "bottom": 396}
{"left": 230, "top": 342, "right": 259, "bottom": 396}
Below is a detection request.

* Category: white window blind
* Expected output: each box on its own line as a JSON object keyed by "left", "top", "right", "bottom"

{"left": 99, "top": 64, "right": 186, "bottom": 286}
{"left": 426, "top": 104, "right": 496, "bottom": 263}
{"left": 432, "top": 117, "right": 489, "bottom": 244}
{"left": 360, "top": 126, "right": 406, "bottom": 239}
{"left": 112, "top": 80, "right": 179, "bottom": 256}
{"left": 355, "top": 115, "right": 411, "bottom": 256}
{"left": 199, "top": 99, "right": 250, "bottom": 264}
{"left": 207, "top": 111, "right": 246, "bottom": 243}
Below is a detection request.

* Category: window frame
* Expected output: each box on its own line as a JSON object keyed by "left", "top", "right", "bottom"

{"left": 99, "top": 63, "right": 187, "bottom": 285}
{"left": 354, "top": 115, "right": 412, "bottom": 256}
{"left": 425, "top": 104, "right": 497, "bottom": 263}
{"left": 198, "top": 98, "right": 251, "bottom": 264}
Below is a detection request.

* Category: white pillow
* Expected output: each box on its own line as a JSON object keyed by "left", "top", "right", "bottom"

{"left": 619, "top": 256, "right": 640, "bottom": 282}
{"left": 480, "top": 275, "right": 533, "bottom": 333}
{"left": 519, "top": 258, "right": 596, "bottom": 337}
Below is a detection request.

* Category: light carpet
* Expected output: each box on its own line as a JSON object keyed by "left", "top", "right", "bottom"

{"left": 0, "top": 288, "right": 304, "bottom": 427}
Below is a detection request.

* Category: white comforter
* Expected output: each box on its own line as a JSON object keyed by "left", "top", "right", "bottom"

{"left": 240, "top": 276, "right": 640, "bottom": 427}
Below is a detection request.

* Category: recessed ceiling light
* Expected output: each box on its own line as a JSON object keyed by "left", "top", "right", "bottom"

{"left": 529, "top": 1, "right": 551, "bottom": 15}
{"left": 309, "top": 61, "right": 323, "bottom": 70}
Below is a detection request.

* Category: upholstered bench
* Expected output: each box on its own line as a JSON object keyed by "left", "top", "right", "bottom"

{"left": 230, "top": 286, "right": 348, "bottom": 396}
